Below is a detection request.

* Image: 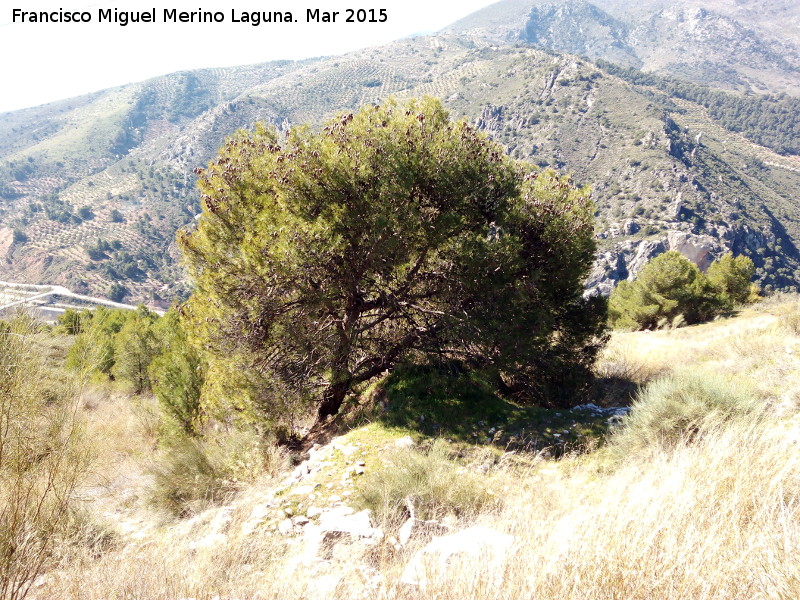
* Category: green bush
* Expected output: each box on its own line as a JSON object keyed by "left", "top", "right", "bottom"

{"left": 706, "top": 252, "right": 755, "bottom": 309}
{"left": 355, "top": 439, "right": 497, "bottom": 524}
{"left": 612, "top": 369, "right": 763, "bottom": 455}
{"left": 609, "top": 251, "right": 755, "bottom": 330}
{"left": 66, "top": 307, "right": 165, "bottom": 394}
{"left": 376, "top": 363, "right": 513, "bottom": 439}
{"left": 57, "top": 308, "right": 91, "bottom": 335}
{"left": 66, "top": 307, "right": 132, "bottom": 376}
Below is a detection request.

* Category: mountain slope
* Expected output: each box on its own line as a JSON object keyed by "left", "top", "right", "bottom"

{"left": 446, "top": 0, "right": 800, "bottom": 95}
{"left": 1, "top": 18, "right": 799, "bottom": 302}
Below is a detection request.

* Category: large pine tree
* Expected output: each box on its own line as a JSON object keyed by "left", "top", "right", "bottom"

{"left": 179, "top": 97, "right": 605, "bottom": 424}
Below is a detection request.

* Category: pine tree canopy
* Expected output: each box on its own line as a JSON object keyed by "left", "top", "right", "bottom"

{"left": 178, "top": 97, "right": 605, "bottom": 424}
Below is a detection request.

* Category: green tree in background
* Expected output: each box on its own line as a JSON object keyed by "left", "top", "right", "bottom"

{"left": 149, "top": 311, "right": 206, "bottom": 435}
{"left": 112, "top": 306, "right": 158, "bottom": 393}
{"left": 57, "top": 308, "right": 91, "bottom": 335}
{"left": 65, "top": 307, "right": 131, "bottom": 376}
{"left": 609, "top": 251, "right": 756, "bottom": 330}
{"left": 179, "top": 97, "right": 605, "bottom": 423}
{"left": 707, "top": 252, "right": 756, "bottom": 309}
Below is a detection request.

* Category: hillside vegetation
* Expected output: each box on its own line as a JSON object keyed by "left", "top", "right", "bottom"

{"left": 1, "top": 13, "right": 800, "bottom": 300}
{"left": 7, "top": 294, "right": 800, "bottom": 599}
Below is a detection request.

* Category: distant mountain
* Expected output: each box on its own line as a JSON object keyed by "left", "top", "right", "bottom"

{"left": 446, "top": 0, "right": 800, "bottom": 95}
{"left": 1, "top": 2, "right": 799, "bottom": 304}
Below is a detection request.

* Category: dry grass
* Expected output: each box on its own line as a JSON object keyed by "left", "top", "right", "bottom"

{"left": 382, "top": 417, "right": 800, "bottom": 600}
{"left": 356, "top": 439, "right": 500, "bottom": 524}
{"left": 20, "top": 295, "right": 800, "bottom": 599}
{"left": 39, "top": 531, "right": 295, "bottom": 600}
{"left": 0, "top": 316, "right": 92, "bottom": 600}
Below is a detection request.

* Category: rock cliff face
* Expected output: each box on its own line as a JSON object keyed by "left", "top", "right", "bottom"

{"left": 449, "top": 0, "right": 800, "bottom": 95}
{"left": 585, "top": 232, "right": 718, "bottom": 296}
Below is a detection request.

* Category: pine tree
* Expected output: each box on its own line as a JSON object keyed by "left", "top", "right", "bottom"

{"left": 179, "top": 97, "right": 605, "bottom": 422}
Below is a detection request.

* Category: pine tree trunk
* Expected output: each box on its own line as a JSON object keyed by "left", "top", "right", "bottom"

{"left": 317, "top": 379, "right": 349, "bottom": 421}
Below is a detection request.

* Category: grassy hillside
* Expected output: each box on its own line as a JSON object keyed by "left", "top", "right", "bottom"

{"left": 10, "top": 296, "right": 800, "bottom": 599}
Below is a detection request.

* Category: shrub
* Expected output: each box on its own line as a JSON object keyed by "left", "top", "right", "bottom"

{"left": 149, "top": 438, "right": 233, "bottom": 517}
{"left": 149, "top": 431, "right": 285, "bottom": 517}
{"left": 57, "top": 308, "right": 91, "bottom": 335}
{"left": 376, "top": 363, "right": 513, "bottom": 438}
{"left": 66, "top": 308, "right": 132, "bottom": 377}
{"left": 706, "top": 252, "right": 755, "bottom": 309}
{"left": 108, "top": 282, "right": 127, "bottom": 302}
{"left": 0, "top": 315, "right": 90, "bottom": 600}
{"left": 612, "top": 369, "right": 763, "bottom": 455}
{"left": 355, "top": 439, "right": 497, "bottom": 524}
{"left": 779, "top": 309, "right": 800, "bottom": 336}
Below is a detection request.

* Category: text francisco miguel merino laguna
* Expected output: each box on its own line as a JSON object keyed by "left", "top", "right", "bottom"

{"left": 11, "top": 7, "right": 389, "bottom": 26}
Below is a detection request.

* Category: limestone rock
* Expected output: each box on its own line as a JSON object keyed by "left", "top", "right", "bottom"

{"left": 666, "top": 231, "right": 717, "bottom": 271}
{"left": 627, "top": 239, "right": 667, "bottom": 278}
{"left": 304, "top": 506, "right": 384, "bottom": 560}
{"left": 318, "top": 507, "right": 382, "bottom": 541}
{"left": 278, "top": 518, "right": 295, "bottom": 536}
{"left": 394, "top": 436, "right": 415, "bottom": 449}
{"left": 401, "top": 526, "right": 515, "bottom": 588}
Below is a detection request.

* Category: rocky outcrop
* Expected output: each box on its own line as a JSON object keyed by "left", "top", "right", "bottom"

{"left": 666, "top": 231, "right": 716, "bottom": 271}
{"left": 400, "top": 526, "right": 515, "bottom": 589}
{"left": 586, "top": 238, "right": 666, "bottom": 296}
{"left": 586, "top": 230, "right": 723, "bottom": 296}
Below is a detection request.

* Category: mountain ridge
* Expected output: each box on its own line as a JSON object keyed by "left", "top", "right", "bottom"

{"left": 446, "top": 0, "right": 800, "bottom": 95}
{"left": 1, "top": 3, "right": 799, "bottom": 303}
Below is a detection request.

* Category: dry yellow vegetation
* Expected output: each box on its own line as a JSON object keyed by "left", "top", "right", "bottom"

{"left": 15, "top": 296, "right": 800, "bottom": 599}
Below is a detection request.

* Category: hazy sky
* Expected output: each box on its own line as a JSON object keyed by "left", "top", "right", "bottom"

{"left": 0, "top": 0, "right": 497, "bottom": 113}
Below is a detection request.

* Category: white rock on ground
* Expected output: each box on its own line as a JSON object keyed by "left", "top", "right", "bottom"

{"left": 394, "top": 436, "right": 415, "bottom": 448}
{"left": 302, "top": 506, "right": 384, "bottom": 561}
{"left": 400, "top": 526, "right": 515, "bottom": 588}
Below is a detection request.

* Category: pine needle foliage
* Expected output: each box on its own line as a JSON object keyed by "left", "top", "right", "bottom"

{"left": 609, "top": 251, "right": 755, "bottom": 330}
{"left": 179, "top": 97, "right": 605, "bottom": 423}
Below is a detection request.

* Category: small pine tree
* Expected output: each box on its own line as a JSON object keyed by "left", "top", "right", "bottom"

{"left": 112, "top": 307, "right": 158, "bottom": 393}
{"left": 609, "top": 251, "right": 756, "bottom": 330}
{"left": 57, "top": 308, "right": 91, "bottom": 335}
{"left": 149, "top": 311, "right": 206, "bottom": 435}
{"left": 65, "top": 308, "right": 131, "bottom": 376}
{"left": 707, "top": 252, "right": 755, "bottom": 309}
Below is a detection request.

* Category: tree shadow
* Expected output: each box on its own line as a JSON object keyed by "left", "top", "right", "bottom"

{"left": 348, "top": 362, "right": 628, "bottom": 455}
